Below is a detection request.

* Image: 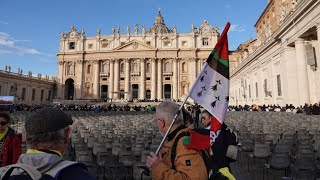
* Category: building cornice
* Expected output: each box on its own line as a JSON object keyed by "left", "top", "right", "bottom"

{"left": 254, "top": 0, "right": 274, "bottom": 27}
{"left": 0, "top": 71, "right": 56, "bottom": 85}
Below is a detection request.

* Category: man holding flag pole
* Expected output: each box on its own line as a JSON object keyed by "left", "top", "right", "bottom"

{"left": 146, "top": 22, "right": 235, "bottom": 180}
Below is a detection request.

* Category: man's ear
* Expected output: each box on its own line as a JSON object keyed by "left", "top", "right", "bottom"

{"left": 160, "top": 119, "right": 166, "bottom": 128}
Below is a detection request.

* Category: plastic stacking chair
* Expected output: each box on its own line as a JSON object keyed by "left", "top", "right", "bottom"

{"left": 265, "top": 152, "right": 291, "bottom": 179}
{"left": 249, "top": 143, "right": 271, "bottom": 180}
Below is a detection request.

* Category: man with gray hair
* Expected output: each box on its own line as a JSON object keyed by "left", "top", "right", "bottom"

{"left": 1, "top": 108, "right": 95, "bottom": 180}
{"left": 146, "top": 101, "right": 208, "bottom": 179}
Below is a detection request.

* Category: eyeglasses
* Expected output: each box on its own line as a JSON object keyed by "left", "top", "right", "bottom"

{"left": 0, "top": 121, "right": 8, "bottom": 126}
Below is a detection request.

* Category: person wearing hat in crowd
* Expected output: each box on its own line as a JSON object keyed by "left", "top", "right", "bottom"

{"left": 0, "top": 112, "right": 21, "bottom": 167}
{"left": 2, "top": 108, "right": 95, "bottom": 179}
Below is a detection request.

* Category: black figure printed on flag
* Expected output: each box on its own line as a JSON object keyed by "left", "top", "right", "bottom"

{"left": 211, "top": 84, "right": 218, "bottom": 91}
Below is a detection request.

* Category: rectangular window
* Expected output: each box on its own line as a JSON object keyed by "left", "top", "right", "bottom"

{"left": 249, "top": 85, "right": 251, "bottom": 99}
{"left": 120, "top": 77, "right": 124, "bottom": 81}
{"left": 146, "top": 41, "right": 151, "bottom": 45}
{"left": 48, "top": 90, "right": 51, "bottom": 101}
{"left": 32, "top": 89, "right": 36, "bottom": 101}
{"left": 21, "top": 88, "right": 26, "bottom": 101}
{"left": 120, "top": 42, "right": 125, "bottom": 46}
{"left": 88, "top": 44, "right": 93, "bottom": 49}
{"left": 40, "top": 90, "right": 44, "bottom": 101}
{"left": 102, "top": 42, "right": 108, "bottom": 48}
{"left": 165, "top": 77, "right": 170, "bottom": 80}
{"left": 69, "top": 42, "right": 75, "bottom": 50}
{"left": 202, "top": 38, "right": 209, "bottom": 46}
{"left": 146, "top": 77, "right": 151, "bottom": 80}
{"left": 277, "top": 75, "right": 282, "bottom": 96}
{"left": 164, "top": 41, "right": 171, "bottom": 47}
{"left": 182, "top": 41, "right": 187, "bottom": 46}
{"left": 255, "top": 82, "right": 258, "bottom": 98}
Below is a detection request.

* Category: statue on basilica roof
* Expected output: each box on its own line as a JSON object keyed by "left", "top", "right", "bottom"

{"left": 96, "top": 28, "right": 101, "bottom": 36}
{"left": 117, "top": 26, "right": 120, "bottom": 35}
{"left": 70, "top": 25, "right": 76, "bottom": 32}
{"left": 126, "top": 25, "right": 130, "bottom": 35}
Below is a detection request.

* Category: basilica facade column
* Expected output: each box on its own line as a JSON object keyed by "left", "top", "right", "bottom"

{"left": 157, "top": 58, "right": 163, "bottom": 100}
{"left": 57, "top": 61, "right": 64, "bottom": 99}
{"left": 76, "top": 60, "right": 84, "bottom": 99}
{"left": 282, "top": 46, "right": 298, "bottom": 105}
{"left": 189, "top": 57, "right": 197, "bottom": 91}
{"left": 151, "top": 58, "right": 157, "bottom": 100}
{"left": 114, "top": 59, "right": 120, "bottom": 99}
{"left": 172, "top": 58, "right": 179, "bottom": 100}
{"left": 140, "top": 58, "right": 146, "bottom": 100}
{"left": 316, "top": 23, "right": 320, "bottom": 102}
{"left": 295, "top": 38, "right": 310, "bottom": 105}
{"left": 108, "top": 59, "right": 114, "bottom": 99}
{"left": 93, "top": 60, "right": 100, "bottom": 99}
{"left": 125, "top": 58, "right": 130, "bottom": 100}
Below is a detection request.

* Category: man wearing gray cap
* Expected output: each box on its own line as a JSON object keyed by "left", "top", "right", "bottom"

{"left": 1, "top": 108, "right": 95, "bottom": 180}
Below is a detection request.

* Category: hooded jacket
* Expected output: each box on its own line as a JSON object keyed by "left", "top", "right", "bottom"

{"left": 7, "top": 151, "right": 95, "bottom": 180}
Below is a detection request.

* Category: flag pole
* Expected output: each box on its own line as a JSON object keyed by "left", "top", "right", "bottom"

{"left": 155, "top": 22, "right": 231, "bottom": 155}
{"left": 154, "top": 62, "right": 210, "bottom": 155}
{"left": 155, "top": 95, "right": 189, "bottom": 155}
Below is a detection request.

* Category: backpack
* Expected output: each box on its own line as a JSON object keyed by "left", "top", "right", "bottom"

{"left": 171, "top": 131, "right": 228, "bottom": 180}
{"left": 220, "top": 124, "right": 238, "bottom": 163}
{"left": 0, "top": 160, "right": 86, "bottom": 180}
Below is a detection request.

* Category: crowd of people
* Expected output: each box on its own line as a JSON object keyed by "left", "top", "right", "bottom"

{"left": 228, "top": 103, "right": 320, "bottom": 115}
{"left": 0, "top": 103, "right": 156, "bottom": 113}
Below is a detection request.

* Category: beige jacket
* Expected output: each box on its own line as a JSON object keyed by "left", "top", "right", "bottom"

{"left": 151, "top": 126, "right": 208, "bottom": 180}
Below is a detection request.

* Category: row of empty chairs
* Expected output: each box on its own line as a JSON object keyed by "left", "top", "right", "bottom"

{"left": 8, "top": 110, "right": 320, "bottom": 179}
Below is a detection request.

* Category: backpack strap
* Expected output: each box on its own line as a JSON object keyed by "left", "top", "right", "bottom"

{"left": 170, "top": 131, "right": 190, "bottom": 170}
{"left": 1, "top": 164, "right": 42, "bottom": 180}
{"left": 44, "top": 160, "right": 87, "bottom": 179}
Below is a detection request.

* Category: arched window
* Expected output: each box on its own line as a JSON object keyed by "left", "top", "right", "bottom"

{"left": 146, "top": 63, "right": 151, "bottom": 73}
{"left": 102, "top": 63, "right": 108, "bottom": 74}
{"left": 120, "top": 63, "right": 125, "bottom": 73}
{"left": 164, "top": 62, "right": 171, "bottom": 72}
{"left": 182, "top": 62, "right": 187, "bottom": 73}
{"left": 87, "top": 64, "right": 91, "bottom": 74}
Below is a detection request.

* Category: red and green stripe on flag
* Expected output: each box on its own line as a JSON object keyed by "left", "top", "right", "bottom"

{"left": 185, "top": 22, "right": 231, "bottom": 150}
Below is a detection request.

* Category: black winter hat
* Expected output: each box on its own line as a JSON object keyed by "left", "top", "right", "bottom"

{"left": 25, "top": 108, "right": 73, "bottom": 134}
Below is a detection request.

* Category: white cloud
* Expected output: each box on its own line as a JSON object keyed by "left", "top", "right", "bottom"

{"left": 230, "top": 25, "right": 246, "bottom": 32}
{"left": 0, "top": 21, "right": 8, "bottom": 25}
{"left": 0, "top": 31, "right": 41, "bottom": 55}
{"left": 38, "top": 57, "right": 51, "bottom": 63}
{"left": 0, "top": 32, "right": 10, "bottom": 37}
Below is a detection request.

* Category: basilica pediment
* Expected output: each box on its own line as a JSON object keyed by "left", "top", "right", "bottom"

{"left": 113, "top": 40, "right": 157, "bottom": 51}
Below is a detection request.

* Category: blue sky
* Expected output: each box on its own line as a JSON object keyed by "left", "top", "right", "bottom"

{"left": 0, "top": 0, "right": 267, "bottom": 76}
